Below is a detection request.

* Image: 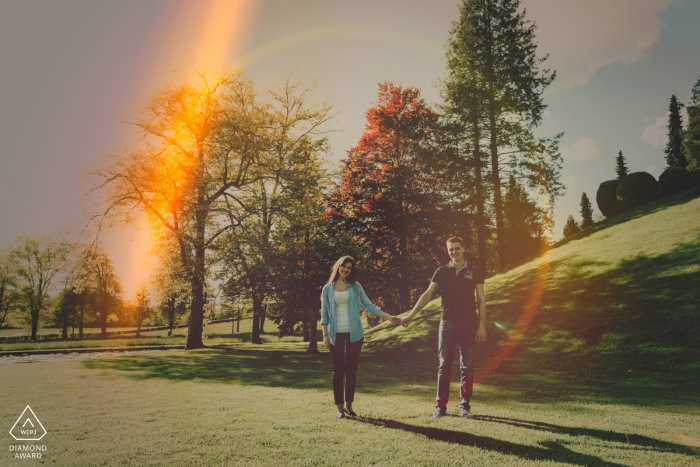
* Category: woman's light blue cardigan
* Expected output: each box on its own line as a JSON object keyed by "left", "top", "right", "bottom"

{"left": 321, "top": 282, "right": 381, "bottom": 346}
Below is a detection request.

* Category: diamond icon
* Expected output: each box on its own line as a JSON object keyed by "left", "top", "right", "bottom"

{"left": 9, "top": 406, "right": 47, "bottom": 441}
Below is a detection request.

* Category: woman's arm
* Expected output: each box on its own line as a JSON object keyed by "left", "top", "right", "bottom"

{"left": 321, "top": 323, "right": 330, "bottom": 349}
{"left": 320, "top": 287, "right": 331, "bottom": 348}
{"left": 355, "top": 283, "right": 400, "bottom": 324}
{"left": 355, "top": 283, "right": 381, "bottom": 316}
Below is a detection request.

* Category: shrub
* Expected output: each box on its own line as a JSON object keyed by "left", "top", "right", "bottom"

{"left": 616, "top": 172, "right": 659, "bottom": 210}
{"left": 689, "top": 168, "right": 700, "bottom": 186}
{"left": 659, "top": 167, "right": 692, "bottom": 196}
{"left": 596, "top": 179, "right": 621, "bottom": 217}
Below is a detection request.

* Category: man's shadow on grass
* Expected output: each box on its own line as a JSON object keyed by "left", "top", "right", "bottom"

{"left": 476, "top": 415, "right": 698, "bottom": 456}
{"left": 353, "top": 416, "right": 698, "bottom": 466}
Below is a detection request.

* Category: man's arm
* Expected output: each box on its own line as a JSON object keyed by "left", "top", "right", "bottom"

{"left": 475, "top": 283, "right": 487, "bottom": 343}
{"left": 401, "top": 282, "right": 439, "bottom": 327}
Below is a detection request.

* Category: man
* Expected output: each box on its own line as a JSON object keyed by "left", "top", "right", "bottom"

{"left": 401, "top": 236, "right": 487, "bottom": 418}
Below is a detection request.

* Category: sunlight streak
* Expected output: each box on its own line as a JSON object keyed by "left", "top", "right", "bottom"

{"left": 475, "top": 247, "right": 552, "bottom": 384}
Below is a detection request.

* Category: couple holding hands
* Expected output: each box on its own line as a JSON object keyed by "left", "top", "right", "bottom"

{"left": 321, "top": 236, "right": 487, "bottom": 419}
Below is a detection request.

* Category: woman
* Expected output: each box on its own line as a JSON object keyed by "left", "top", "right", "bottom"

{"left": 321, "top": 256, "right": 400, "bottom": 419}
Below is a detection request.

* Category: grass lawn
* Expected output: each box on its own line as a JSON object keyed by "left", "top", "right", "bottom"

{"left": 0, "top": 320, "right": 307, "bottom": 352}
{"left": 1, "top": 342, "right": 698, "bottom": 466}
{"left": 1, "top": 189, "right": 699, "bottom": 466}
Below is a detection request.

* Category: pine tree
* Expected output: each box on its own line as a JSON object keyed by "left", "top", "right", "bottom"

{"left": 684, "top": 77, "right": 700, "bottom": 171}
{"left": 580, "top": 193, "right": 594, "bottom": 229}
{"left": 444, "top": 0, "right": 560, "bottom": 269}
{"left": 502, "top": 175, "right": 544, "bottom": 264}
{"left": 563, "top": 216, "right": 580, "bottom": 238}
{"left": 616, "top": 150, "right": 628, "bottom": 179}
{"left": 665, "top": 95, "right": 687, "bottom": 168}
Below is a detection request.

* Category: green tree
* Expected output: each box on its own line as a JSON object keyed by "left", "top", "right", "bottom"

{"left": 445, "top": 0, "right": 561, "bottom": 268}
{"left": 665, "top": 95, "right": 687, "bottom": 168}
{"left": 683, "top": 77, "right": 700, "bottom": 171}
{"left": 328, "top": 83, "right": 460, "bottom": 312}
{"left": 502, "top": 175, "right": 544, "bottom": 264}
{"left": 8, "top": 237, "right": 71, "bottom": 340}
{"left": 93, "top": 72, "right": 281, "bottom": 349}
{"left": 129, "top": 285, "right": 152, "bottom": 337}
{"left": 441, "top": 46, "right": 489, "bottom": 272}
{"left": 80, "top": 247, "right": 122, "bottom": 338}
{"left": 0, "top": 254, "right": 19, "bottom": 332}
{"left": 580, "top": 192, "right": 594, "bottom": 229}
{"left": 151, "top": 242, "right": 190, "bottom": 337}
{"left": 563, "top": 216, "right": 581, "bottom": 238}
{"left": 217, "top": 79, "right": 332, "bottom": 344}
{"left": 616, "top": 150, "right": 628, "bottom": 179}
{"left": 271, "top": 199, "right": 368, "bottom": 353}
{"left": 53, "top": 287, "right": 79, "bottom": 339}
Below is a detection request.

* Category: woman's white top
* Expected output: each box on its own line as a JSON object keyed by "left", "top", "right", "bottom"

{"left": 334, "top": 289, "right": 350, "bottom": 332}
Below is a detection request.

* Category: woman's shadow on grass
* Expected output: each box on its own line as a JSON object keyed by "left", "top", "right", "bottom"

{"left": 353, "top": 416, "right": 698, "bottom": 466}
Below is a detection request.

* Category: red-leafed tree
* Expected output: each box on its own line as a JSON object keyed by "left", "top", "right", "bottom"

{"left": 328, "top": 83, "right": 464, "bottom": 313}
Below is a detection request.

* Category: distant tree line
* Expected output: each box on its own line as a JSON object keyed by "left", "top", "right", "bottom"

{"left": 563, "top": 74, "right": 700, "bottom": 239}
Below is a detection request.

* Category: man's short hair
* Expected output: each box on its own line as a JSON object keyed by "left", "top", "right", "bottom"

{"left": 446, "top": 236, "right": 464, "bottom": 246}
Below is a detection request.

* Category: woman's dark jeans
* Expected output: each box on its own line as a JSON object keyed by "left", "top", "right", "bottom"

{"left": 329, "top": 332, "right": 364, "bottom": 405}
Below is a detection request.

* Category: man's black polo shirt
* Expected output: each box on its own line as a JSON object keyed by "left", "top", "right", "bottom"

{"left": 431, "top": 261, "right": 484, "bottom": 322}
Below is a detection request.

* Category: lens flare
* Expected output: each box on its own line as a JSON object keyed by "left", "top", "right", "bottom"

{"left": 118, "top": 0, "right": 256, "bottom": 298}
{"left": 475, "top": 247, "right": 552, "bottom": 384}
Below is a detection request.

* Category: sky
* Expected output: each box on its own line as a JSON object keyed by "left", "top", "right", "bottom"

{"left": 1, "top": 0, "right": 699, "bottom": 298}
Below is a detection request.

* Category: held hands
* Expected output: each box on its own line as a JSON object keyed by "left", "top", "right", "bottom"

{"left": 389, "top": 315, "right": 402, "bottom": 325}
{"left": 399, "top": 314, "right": 413, "bottom": 328}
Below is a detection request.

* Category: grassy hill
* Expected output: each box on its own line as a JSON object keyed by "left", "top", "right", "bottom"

{"left": 2, "top": 188, "right": 699, "bottom": 466}
{"left": 365, "top": 186, "right": 700, "bottom": 405}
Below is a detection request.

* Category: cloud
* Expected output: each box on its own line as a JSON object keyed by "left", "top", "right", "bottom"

{"left": 561, "top": 138, "right": 601, "bottom": 163}
{"left": 641, "top": 107, "right": 689, "bottom": 149}
{"left": 524, "top": 0, "right": 676, "bottom": 94}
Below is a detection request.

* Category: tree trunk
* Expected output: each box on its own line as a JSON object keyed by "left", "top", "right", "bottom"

{"left": 78, "top": 309, "right": 84, "bottom": 339}
{"left": 168, "top": 297, "right": 175, "bottom": 337}
{"left": 398, "top": 216, "right": 410, "bottom": 312}
{"left": 186, "top": 242, "right": 206, "bottom": 350}
{"left": 30, "top": 311, "right": 38, "bottom": 341}
{"left": 260, "top": 305, "right": 266, "bottom": 333}
{"left": 62, "top": 315, "right": 68, "bottom": 340}
{"left": 251, "top": 293, "right": 263, "bottom": 344}
{"left": 302, "top": 317, "right": 310, "bottom": 342}
{"left": 306, "top": 306, "right": 319, "bottom": 354}
{"left": 489, "top": 98, "right": 505, "bottom": 269}
{"left": 472, "top": 118, "right": 487, "bottom": 273}
{"left": 100, "top": 295, "right": 108, "bottom": 339}
{"left": 237, "top": 311, "right": 241, "bottom": 332}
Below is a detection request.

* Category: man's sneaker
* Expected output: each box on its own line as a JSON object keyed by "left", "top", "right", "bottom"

{"left": 431, "top": 408, "right": 446, "bottom": 419}
{"left": 460, "top": 408, "right": 474, "bottom": 419}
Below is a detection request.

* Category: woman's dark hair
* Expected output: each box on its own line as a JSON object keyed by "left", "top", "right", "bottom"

{"left": 327, "top": 256, "right": 357, "bottom": 284}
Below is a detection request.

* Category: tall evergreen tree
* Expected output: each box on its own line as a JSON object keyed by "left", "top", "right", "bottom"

{"left": 683, "top": 77, "right": 700, "bottom": 171}
{"left": 502, "top": 175, "right": 544, "bottom": 264}
{"left": 442, "top": 37, "right": 490, "bottom": 272}
{"left": 664, "top": 95, "right": 687, "bottom": 168}
{"left": 616, "top": 150, "right": 628, "bottom": 179}
{"left": 445, "top": 0, "right": 560, "bottom": 269}
{"left": 580, "top": 192, "right": 594, "bottom": 229}
{"left": 562, "top": 216, "right": 580, "bottom": 238}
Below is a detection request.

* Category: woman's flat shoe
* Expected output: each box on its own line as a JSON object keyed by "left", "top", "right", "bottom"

{"left": 337, "top": 412, "right": 345, "bottom": 419}
{"left": 344, "top": 408, "right": 357, "bottom": 417}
